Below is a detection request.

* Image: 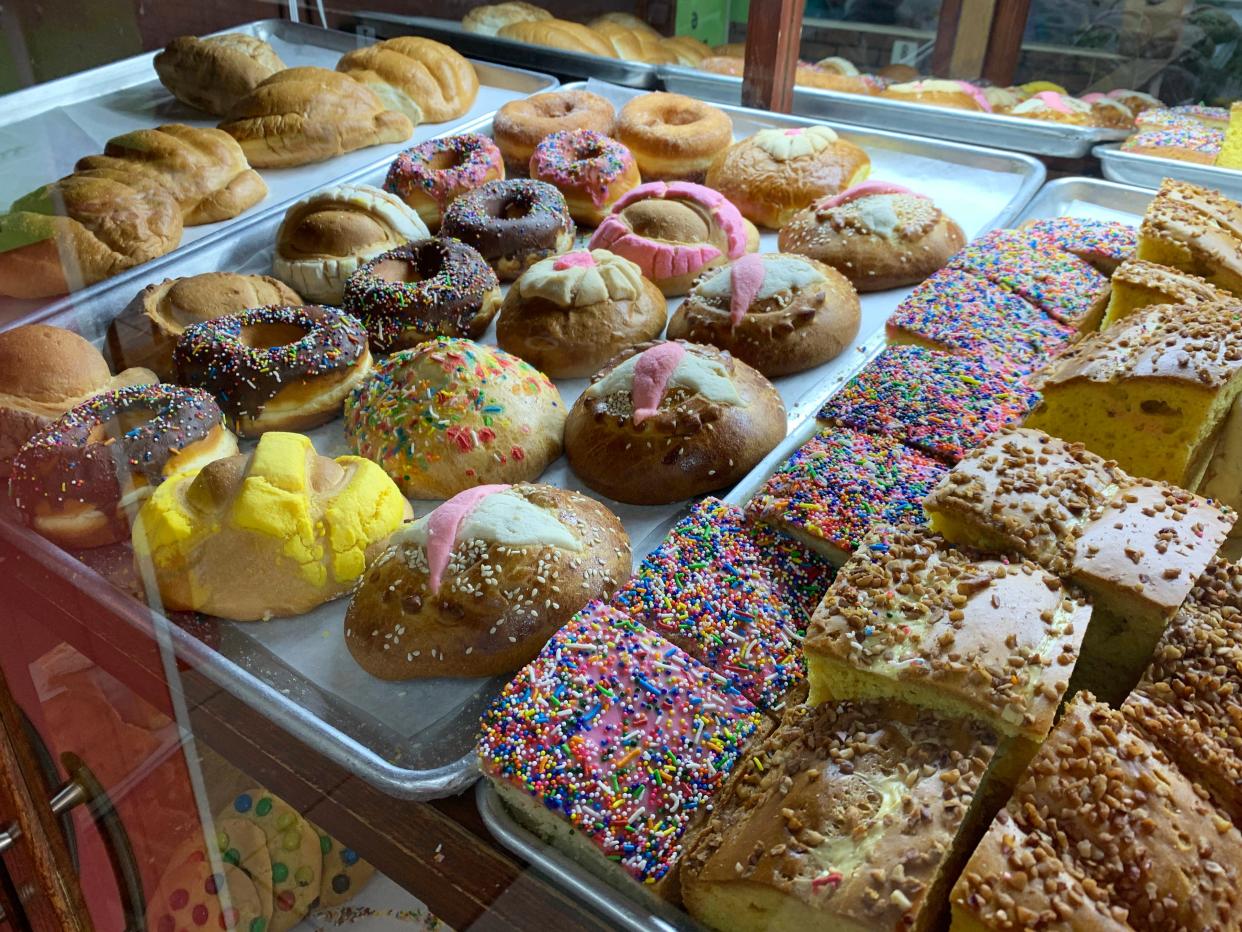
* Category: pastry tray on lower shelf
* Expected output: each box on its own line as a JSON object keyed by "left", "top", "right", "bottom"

{"left": 1095, "top": 143, "right": 1242, "bottom": 198}
{"left": 474, "top": 175, "right": 1154, "bottom": 927}
{"left": 2, "top": 84, "right": 1044, "bottom": 801}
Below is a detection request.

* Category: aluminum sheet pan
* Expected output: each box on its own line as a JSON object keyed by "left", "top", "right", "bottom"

{"left": 1095, "top": 143, "right": 1242, "bottom": 199}
{"left": 355, "top": 12, "right": 659, "bottom": 88}
{"left": 475, "top": 172, "right": 1145, "bottom": 925}
{"left": 659, "top": 65, "right": 1129, "bottom": 158}
{"left": 5, "top": 85, "right": 1042, "bottom": 800}
{"left": 0, "top": 19, "right": 555, "bottom": 327}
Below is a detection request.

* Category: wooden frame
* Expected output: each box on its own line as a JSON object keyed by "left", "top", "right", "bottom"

{"left": 932, "top": 0, "right": 1032, "bottom": 85}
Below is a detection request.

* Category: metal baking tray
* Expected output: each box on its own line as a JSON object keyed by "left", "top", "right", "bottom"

{"left": 0, "top": 19, "right": 556, "bottom": 326}
{"left": 1094, "top": 143, "right": 1242, "bottom": 199}
{"left": 3, "top": 87, "right": 1042, "bottom": 801}
{"left": 355, "top": 12, "right": 660, "bottom": 89}
{"left": 474, "top": 172, "right": 1147, "bottom": 926}
{"left": 658, "top": 65, "right": 1130, "bottom": 159}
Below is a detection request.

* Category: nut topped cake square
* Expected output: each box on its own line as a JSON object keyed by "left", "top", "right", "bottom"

{"left": 817, "top": 345, "right": 1037, "bottom": 464}
{"left": 804, "top": 525, "right": 1090, "bottom": 744}
{"left": 477, "top": 601, "right": 764, "bottom": 906}
{"left": 609, "top": 497, "right": 835, "bottom": 712}
{"left": 1101, "top": 258, "right": 1224, "bottom": 329}
{"left": 681, "top": 698, "right": 998, "bottom": 932}
{"left": 1138, "top": 178, "right": 1242, "bottom": 296}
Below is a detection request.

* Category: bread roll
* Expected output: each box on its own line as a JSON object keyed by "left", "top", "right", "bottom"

{"left": 593, "top": 22, "right": 675, "bottom": 63}
{"left": 462, "top": 1, "right": 552, "bottom": 35}
{"left": 588, "top": 12, "right": 661, "bottom": 37}
{"left": 337, "top": 37, "right": 479, "bottom": 124}
{"left": 218, "top": 67, "right": 413, "bottom": 169}
{"left": 154, "top": 34, "right": 285, "bottom": 116}
{"left": 661, "top": 35, "right": 712, "bottom": 65}
{"left": 497, "top": 20, "right": 618, "bottom": 58}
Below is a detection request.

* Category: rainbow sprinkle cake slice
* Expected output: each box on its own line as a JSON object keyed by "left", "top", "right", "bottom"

{"left": 609, "top": 497, "right": 835, "bottom": 713}
{"left": 477, "top": 602, "right": 764, "bottom": 907}
{"left": 745, "top": 424, "right": 947, "bottom": 565}
{"left": 947, "top": 228, "right": 1112, "bottom": 330}
{"left": 886, "top": 268, "right": 1074, "bottom": 374}
{"left": 1020, "top": 216, "right": 1137, "bottom": 272}
{"left": 817, "top": 345, "right": 1037, "bottom": 464}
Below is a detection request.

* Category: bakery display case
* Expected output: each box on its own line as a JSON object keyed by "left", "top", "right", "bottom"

{"left": 2, "top": 2, "right": 1242, "bottom": 931}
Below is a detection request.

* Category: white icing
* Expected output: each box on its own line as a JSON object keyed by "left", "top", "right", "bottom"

{"left": 396, "top": 490, "right": 582, "bottom": 552}
{"left": 695, "top": 255, "right": 824, "bottom": 304}
{"left": 1009, "top": 95, "right": 1092, "bottom": 116}
{"left": 586, "top": 350, "right": 743, "bottom": 407}
{"left": 853, "top": 195, "right": 903, "bottom": 238}
{"left": 751, "top": 126, "right": 838, "bottom": 161}
{"left": 517, "top": 250, "right": 643, "bottom": 307}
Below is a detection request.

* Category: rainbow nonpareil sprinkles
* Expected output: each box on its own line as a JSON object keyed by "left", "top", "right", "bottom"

{"left": 1021, "top": 217, "right": 1136, "bottom": 270}
{"left": 477, "top": 602, "right": 762, "bottom": 883}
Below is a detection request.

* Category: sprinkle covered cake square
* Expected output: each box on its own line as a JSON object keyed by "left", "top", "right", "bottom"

{"left": 817, "top": 345, "right": 1037, "bottom": 464}
{"left": 609, "top": 497, "right": 835, "bottom": 712}
{"left": 1020, "top": 216, "right": 1136, "bottom": 272}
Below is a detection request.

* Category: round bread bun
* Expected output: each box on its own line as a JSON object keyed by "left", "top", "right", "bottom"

{"left": 133, "top": 431, "right": 411, "bottom": 621}
{"left": 105, "top": 272, "right": 302, "bottom": 380}
{"left": 565, "top": 340, "right": 785, "bottom": 505}
{"left": 497, "top": 249, "right": 667, "bottom": 378}
{"left": 796, "top": 68, "right": 885, "bottom": 95}
{"left": 705, "top": 124, "right": 871, "bottom": 229}
{"left": 778, "top": 181, "right": 965, "bottom": 291}
{"left": 0, "top": 324, "right": 156, "bottom": 478}
{"left": 815, "top": 56, "right": 859, "bottom": 76}
{"left": 462, "top": 2, "right": 552, "bottom": 36}
{"left": 344, "top": 337, "right": 566, "bottom": 500}
{"left": 877, "top": 62, "right": 919, "bottom": 82}
{"left": 344, "top": 482, "right": 630, "bottom": 679}
{"left": 880, "top": 79, "right": 991, "bottom": 111}
{"left": 492, "top": 90, "right": 617, "bottom": 172}
{"left": 617, "top": 92, "right": 733, "bottom": 182}
{"left": 668, "top": 253, "right": 859, "bottom": 376}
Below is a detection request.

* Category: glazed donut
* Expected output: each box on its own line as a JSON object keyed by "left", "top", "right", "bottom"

{"left": 175, "top": 304, "right": 372, "bottom": 437}
{"left": 343, "top": 237, "right": 501, "bottom": 351}
{"left": 880, "top": 79, "right": 992, "bottom": 112}
{"left": 529, "top": 129, "right": 640, "bottom": 226}
{"left": 11, "top": 383, "right": 238, "bottom": 548}
{"left": 384, "top": 133, "right": 505, "bottom": 229}
{"left": 492, "top": 90, "right": 616, "bottom": 173}
{"left": 667, "top": 252, "right": 860, "bottom": 376}
{"left": 617, "top": 92, "right": 733, "bottom": 182}
{"left": 588, "top": 180, "right": 759, "bottom": 296}
{"left": 705, "top": 125, "right": 871, "bottom": 229}
{"left": 440, "top": 179, "right": 575, "bottom": 280}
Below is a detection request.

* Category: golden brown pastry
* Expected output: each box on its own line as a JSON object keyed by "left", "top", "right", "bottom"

{"left": 218, "top": 67, "right": 413, "bottom": 169}
{"left": 593, "top": 23, "right": 675, "bottom": 63}
{"left": 75, "top": 124, "right": 267, "bottom": 226}
{"left": 154, "top": 33, "right": 285, "bottom": 117}
{"left": 104, "top": 273, "right": 302, "bottom": 380}
{"left": 271, "top": 183, "right": 429, "bottom": 304}
{"left": 462, "top": 1, "right": 552, "bottom": 35}
{"left": 0, "top": 324, "right": 155, "bottom": 478}
{"left": 0, "top": 171, "right": 183, "bottom": 299}
{"left": 336, "top": 37, "right": 478, "bottom": 124}
{"left": 497, "top": 20, "right": 618, "bottom": 58}
{"left": 588, "top": 12, "right": 661, "bottom": 37}
{"left": 344, "top": 483, "right": 630, "bottom": 679}
{"left": 661, "top": 35, "right": 712, "bottom": 66}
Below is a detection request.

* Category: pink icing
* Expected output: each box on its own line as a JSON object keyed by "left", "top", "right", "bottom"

{"left": 1081, "top": 92, "right": 1106, "bottom": 103}
{"left": 425, "top": 484, "right": 510, "bottom": 593}
{"left": 631, "top": 343, "right": 686, "bottom": 425}
{"left": 954, "top": 81, "right": 994, "bottom": 113}
{"left": 729, "top": 254, "right": 766, "bottom": 327}
{"left": 389, "top": 134, "right": 503, "bottom": 210}
{"left": 1032, "top": 90, "right": 1073, "bottom": 114}
{"left": 553, "top": 251, "right": 596, "bottom": 270}
{"left": 530, "top": 129, "right": 635, "bottom": 208}
{"left": 783, "top": 127, "right": 804, "bottom": 136}
{"left": 588, "top": 181, "right": 748, "bottom": 282}
{"left": 817, "top": 180, "right": 927, "bottom": 210}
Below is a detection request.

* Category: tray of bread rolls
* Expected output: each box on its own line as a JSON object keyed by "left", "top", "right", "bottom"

{"left": 0, "top": 81, "right": 1045, "bottom": 801}
{"left": 0, "top": 18, "right": 556, "bottom": 324}
{"left": 476, "top": 177, "right": 1242, "bottom": 929}
{"left": 659, "top": 65, "right": 1131, "bottom": 158}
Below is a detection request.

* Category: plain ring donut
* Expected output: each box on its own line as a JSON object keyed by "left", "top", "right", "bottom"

{"left": 617, "top": 92, "right": 733, "bottom": 182}
{"left": 492, "top": 90, "right": 616, "bottom": 172}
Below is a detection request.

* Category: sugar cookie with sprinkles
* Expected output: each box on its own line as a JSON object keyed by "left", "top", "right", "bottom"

{"left": 1019, "top": 216, "right": 1136, "bottom": 272}
{"left": 145, "top": 847, "right": 265, "bottom": 932}
{"left": 609, "top": 497, "right": 834, "bottom": 712}
{"left": 315, "top": 828, "right": 375, "bottom": 908}
{"left": 221, "top": 789, "right": 321, "bottom": 932}
{"left": 344, "top": 337, "right": 566, "bottom": 500}
{"left": 745, "top": 424, "right": 947, "bottom": 564}
{"left": 946, "top": 228, "right": 1111, "bottom": 330}
{"left": 886, "top": 267, "right": 1074, "bottom": 373}
{"left": 477, "top": 601, "right": 764, "bottom": 908}
{"left": 816, "top": 344, "right": 1037, "bottom": 464}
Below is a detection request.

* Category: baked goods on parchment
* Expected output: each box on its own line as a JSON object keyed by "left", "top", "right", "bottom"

{"left": 336, "top": 36, "right": 479, "bottom": 124}
{"left": 154, "top": 33, "right": 285, "bottom": 117}
{"left": 218, "top": 67, "right": 414, "bottom": 169}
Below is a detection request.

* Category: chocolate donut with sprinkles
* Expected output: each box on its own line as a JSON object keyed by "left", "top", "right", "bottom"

{"left": 174, "top": 304, "right": 372, "bottom": 437}
{"left": 10, "top": 383, "right": 238, "bottom": 549}
{"left": 343, "top": 237, "right": 501, "bottom": 353}
{"left": 440, "top": 178, "right": 575, "bottom": 281}
{"left": 529, "top": 129, "right": 640, "bottom": 226}
{"left": 384, "top": 133, "right": 505, "bottom": 230}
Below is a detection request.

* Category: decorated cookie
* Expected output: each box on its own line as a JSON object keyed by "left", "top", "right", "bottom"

{"left": 315, "top": 827, "right": 376, "bottom": 907}
{"left": 214, "top": 817, "right": 274, "bottom": 925}
{"left": 146, "top": 847, "right": 265, "bottom": 932}
{"left": 223, "top": 789, "right": 322, "bottom": 932}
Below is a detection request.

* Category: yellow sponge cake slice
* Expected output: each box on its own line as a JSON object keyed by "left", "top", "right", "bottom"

{"left": 1137, "top": 179, "right": 1242, "bottom": 294}
{"left": 1025, "top": 299, "right": 1242, "bottom": 498}
{"left": 1216, "top": 102, "right": 1242, "bottom": 170}
{"left": 1101, "top": 258, "right": 1225, "bottom": 328}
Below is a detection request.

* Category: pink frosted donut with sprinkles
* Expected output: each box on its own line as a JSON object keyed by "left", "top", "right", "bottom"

{"left": 588, "top": 181, "right": 758, "bottom": 296}
{"left": 529, "top": 129, "right": 640, "bottom": 227}
{"left": 384, "top": 133, "right": 504, "bottom": 230}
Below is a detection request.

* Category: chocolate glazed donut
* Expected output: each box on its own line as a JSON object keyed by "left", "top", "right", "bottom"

{"left": 174, "top": 304, "right": 368, "bottom": 429}
{"left": 441, "top": 179, "right": 575, "bottom": 280}
{"left": 343, "top": 237, "right": 501, "bottom": 352}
